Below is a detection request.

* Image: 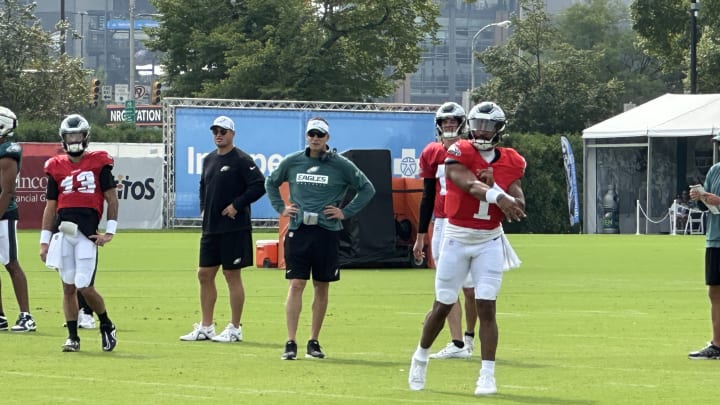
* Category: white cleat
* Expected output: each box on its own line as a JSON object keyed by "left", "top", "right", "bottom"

{"left": 78, "top": 311, "right": 96, "bottom": 329}
{"left": 463, "top": 335, "right": 474, "bottom": 355}
{"left": 408, "top": 357, "right": 428, "bottom": 391}
{"left": 211, "top": 323, "right": 242, "bottom": 343}
{"left": 475, "top": 374, "right": 497, "bottom": 396}
{"left": 429, "top": 342, "right": 471, "bottom": 359}
{"left": 179, "top": 323, "right": 215, "bottom": 341}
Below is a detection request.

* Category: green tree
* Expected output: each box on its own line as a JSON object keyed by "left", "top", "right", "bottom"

{"left": 474, "top": 0, "right": 623, "bottom": 134}
{"left": 147, "top": 0, "right": 440, "bottom": 101}
{"left": 558, "top": 0, "right": 675, "bottom": 105}
{"left": 632, "top": 0, "right": 720, "bottom": 92}
{"left": 0, "top": 0, "right": 90, "bottom": 120}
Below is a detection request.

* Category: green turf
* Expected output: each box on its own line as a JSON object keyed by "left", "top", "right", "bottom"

{"left": 0, "top": 232, "right": 714, "bottom": 404}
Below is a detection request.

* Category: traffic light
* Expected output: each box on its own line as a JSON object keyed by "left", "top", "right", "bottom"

{"left": 89, "top": 78, "right": 101, "bottom": 108}
{"left": 151, "top": 81, "right": 162, "bottom": 105}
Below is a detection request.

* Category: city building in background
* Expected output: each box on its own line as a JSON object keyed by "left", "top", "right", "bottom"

{"left": 32, "top": 0, "right": 160, "bottom": 103}
{"left": 390, "top": 0, "right": 632, "bottom": 106}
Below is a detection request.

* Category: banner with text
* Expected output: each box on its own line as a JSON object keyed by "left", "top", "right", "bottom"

{"left": 17, "top": 143, "right": 164, "bottom": 229}
{"left": 173, "top": 107, "right": 435, "bottom": 219}
{"left": 107, "top": 105, "right": 162, "bottom": 127}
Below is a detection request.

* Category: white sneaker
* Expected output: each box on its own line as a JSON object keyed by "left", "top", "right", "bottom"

{"left": 429, "top": 342, "right": 471, "bottom": 359}
{"left": 78, "top": 311, "right": 96, "bottom": 329}
{"left": 463, "top": 335, "right": 474, "bottom": 355}
{"left": 408, "top": 357, "right": 428, "bottom": 391}
{"left": 475, "top": 373, "right": 497, "bottom": 395}
{"left": 211, "top": 323, "right": 242, "bottom": 343}
{"left": 179, "top": 323, "right": 215, "bottom": 341}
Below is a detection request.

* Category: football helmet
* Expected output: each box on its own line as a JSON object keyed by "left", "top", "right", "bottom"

{"left": 435, "top": 102, "right": 467, "bottom": 140}
{"left": 59, "top": 114, "right": 91, "bottom": 156}
{"left": 467, "top": 101, "right": 505, "bottom": 151}
{"left": 0, "top": 107, "right": 17, "bottom": 138}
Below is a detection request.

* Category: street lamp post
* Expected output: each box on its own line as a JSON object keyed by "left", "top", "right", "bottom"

{"left": 690, "top": 0, "right": 699, "bottom": 94}
{"left": 129, "top": 0, "right": 135, "bottom": 105}
{"left": 469, "top": 20, "right": 511, "bottom": 94}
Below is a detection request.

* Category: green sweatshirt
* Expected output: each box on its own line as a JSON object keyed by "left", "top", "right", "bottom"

{"left": 265, "top": 149, "right": 375, "bottom": 231}
{"left": 704, "top": 162, "right": 720, "bottom": 247}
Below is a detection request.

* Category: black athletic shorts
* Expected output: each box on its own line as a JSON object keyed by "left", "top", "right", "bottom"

{"left": 199, "top": 230, "right": 253, "bottom": 270}
{"left": 284, "top": 225, "right": 340, "bottom": 282}
{"left": 705, "top": 248, "right": 720, "bottom": 285}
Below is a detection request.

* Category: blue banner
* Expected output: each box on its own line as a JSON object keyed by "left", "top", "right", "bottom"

{"left": 560, "top": 136, "right": 580, "bottom": 226}
{"left": 173, "top": 108, "right": 435, "bottom": 219}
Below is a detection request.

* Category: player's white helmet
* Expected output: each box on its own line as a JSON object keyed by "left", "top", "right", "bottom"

{"left": 467, "top": 101, "right": 505, "bottom": 151}
{"left": 59, "top": 114, "right": 91, "bottom": 156}
{"left": 435, "top": 102, "right": 467, "bottom": 140}
{"left": 0, "top": 107, "right": 17, "bottom": 138}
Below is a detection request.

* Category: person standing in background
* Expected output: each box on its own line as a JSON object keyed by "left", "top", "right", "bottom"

{"left": 0, "top": 107, "right": 36, "bottom": 333}
{"left": 689, "top": 134, "right": 720, "bottom": 359}
{"left": 180, "top": 116, "right": 266, "bottom": 343}
{"left": 265, "top": 117, "right": 375, "bottom": 360}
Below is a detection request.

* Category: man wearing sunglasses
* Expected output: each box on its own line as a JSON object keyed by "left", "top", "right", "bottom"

{"left": 265, "top": 116, "right": 375, "bottom": 360}
{"left": 180, "top": 116, "right": 266, "bottom": 343}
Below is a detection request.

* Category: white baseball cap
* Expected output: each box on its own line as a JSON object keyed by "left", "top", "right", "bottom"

{"left": 306, "top": 118, "right": 329, "bottom": 135}
{"left": 210, "top": 116, "right": 235, "bottom": 131}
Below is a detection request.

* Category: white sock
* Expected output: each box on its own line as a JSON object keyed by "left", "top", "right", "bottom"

{"left": 414, "top": 346, "right": 430, "bottom": 362}
{"left": 481, "top": 360, "right": 496, "bottom": 376}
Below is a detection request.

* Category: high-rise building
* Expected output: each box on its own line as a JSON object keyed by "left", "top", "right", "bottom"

{"left": 393, "top": 0, "right": 632, "bottom": 106}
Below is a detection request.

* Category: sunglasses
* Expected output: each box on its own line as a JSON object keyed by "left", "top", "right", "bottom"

{"left": 307, "top": 130, "right": 327, "bottom": 138}
{"left": 212, "top": 128, "right": 229, "bottom": 135}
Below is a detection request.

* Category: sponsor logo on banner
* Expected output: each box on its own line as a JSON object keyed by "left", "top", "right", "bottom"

{"left": 173, "top": 108, "right": 435, "bottom": 219}
{"left": 107, "top": 105, "right": 162, "bottom": 127}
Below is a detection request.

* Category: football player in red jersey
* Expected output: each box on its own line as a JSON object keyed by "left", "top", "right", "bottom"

{"left": 409, "top": 102, "right": 526, "bottom": 396}
{"left": 413, "top": 102, "right": 478, "bottom": 360}
{"left": 39, "top": 114, "right": 118, "bottom": 353}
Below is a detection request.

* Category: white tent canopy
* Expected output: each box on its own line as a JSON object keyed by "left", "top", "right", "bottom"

{"left": 583, "top": 93, "right": 720, "bottom": 139}
{"left": 582, "top": 93, "right": 720, "bottom": 234}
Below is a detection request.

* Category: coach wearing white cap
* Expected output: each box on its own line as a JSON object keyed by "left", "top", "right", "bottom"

{"left": 266, "top": 116, "right": 375, "bottom": 360}
{"left": 180, "top": 115, "right": 266, "bottom": 344}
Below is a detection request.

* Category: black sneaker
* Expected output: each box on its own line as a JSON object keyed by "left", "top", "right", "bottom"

{"left": 281, "top": 340, "right": 297, "bottom": 360}
{"left": 306, "top": 339, "right": 325, "bottom": 359}
{"left": 62, "top": 337, "right": 80, "bottom": 352}
{"left": 100, "top": 323, "right": 117, "bottom": 352}
{"left": 10, "top": 313, "right": 37, "bottom": 332}
{"left": 689, "top": 342, "right": 720, "bottom": 359}
{"left": 0, "top": 316, "right": 7, "bottom": 331}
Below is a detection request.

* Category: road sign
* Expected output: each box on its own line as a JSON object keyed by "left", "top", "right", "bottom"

{"left": 101, "top": 85, "right": 113, "bottom": 102}
{"left": 124, "top": 100, "right": 136, "bottom": 124}
{"left": 135, "top": 85, "right": 146, "bottom": 99}
{"left": 115, "top": 84, "right": 129, "bottom": 103}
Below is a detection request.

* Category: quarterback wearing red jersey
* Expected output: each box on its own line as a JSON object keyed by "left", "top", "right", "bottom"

{"left": 410, "top": 102, "right": 526, "bottom": 396}
{"left": 413, "top": 102, "right": 478, "bottom": 360}
{"left": 39, "top": 114, "right": 118, "bottom": 353}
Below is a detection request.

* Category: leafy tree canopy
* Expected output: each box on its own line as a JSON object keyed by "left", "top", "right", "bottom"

{"left": 474, "top": 0, "right": 624, "bottom": 134}
{"left": 632, "top": 0, "right": 720, "bottom": 92}
{"left": 147, "top": 0, "right": 440, "bottom": 101}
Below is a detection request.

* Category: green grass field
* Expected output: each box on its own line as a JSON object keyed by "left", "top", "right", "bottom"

{"left": 0, "top": 231, "right": 715, "bottom": 404}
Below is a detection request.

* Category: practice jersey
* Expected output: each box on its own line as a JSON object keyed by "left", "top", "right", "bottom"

{"left": 0, "top": 141, "right": 21, "bottom": 218}
{"left": 265, "top": 149, "right": 375, "bottom": 231}
{"left": 44, "top": 150, "right": 114, "bottom": 219}
{"left": 445, "top": 140, "right": 526, "bottom": 230}
{"left": 418, "top": 142, "right": 449, "bottom": 219}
